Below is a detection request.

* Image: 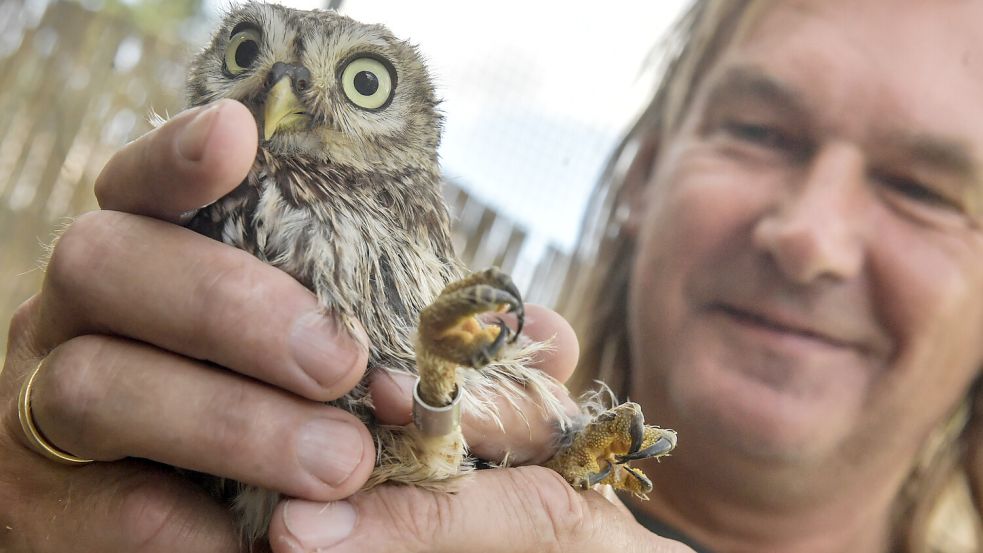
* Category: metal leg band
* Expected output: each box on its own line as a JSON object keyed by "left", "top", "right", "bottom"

{"left": 412, "top": 378, "right": 462, "bottom": 437}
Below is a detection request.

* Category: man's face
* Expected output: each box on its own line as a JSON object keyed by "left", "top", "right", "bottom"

{"left": 630, "top": 0, "right": 983, "bottom": 469}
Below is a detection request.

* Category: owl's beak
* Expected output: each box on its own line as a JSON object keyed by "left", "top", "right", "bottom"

{"left": 263, "top": 78, "right": 307, "bottom": 141}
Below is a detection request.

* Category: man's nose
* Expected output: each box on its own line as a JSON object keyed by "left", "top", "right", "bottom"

{"left": 752, "top": 142, "right": 867, "bottom": 284}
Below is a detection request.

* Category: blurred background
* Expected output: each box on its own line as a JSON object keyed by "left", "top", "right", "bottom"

{"left": 0, "top": 0, "right": 686, "bottom": 355}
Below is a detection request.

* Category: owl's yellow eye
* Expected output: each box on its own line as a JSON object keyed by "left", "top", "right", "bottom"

{"left": 340, "top": 56, "right": 396, "bottom": 110}
{"left": 225, "top": 28, "right": 262, "bottom": 75}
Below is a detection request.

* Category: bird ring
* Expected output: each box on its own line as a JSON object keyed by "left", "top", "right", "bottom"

{"left": 412, "top": 378, "right": 462, "bottom": 437}
{"left": 17, "top": 358, "right": 94, "bottom": 465}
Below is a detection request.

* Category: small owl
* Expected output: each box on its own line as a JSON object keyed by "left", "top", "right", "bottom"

{"left": 184, "top": 2, "right": 675, "bottom": 545}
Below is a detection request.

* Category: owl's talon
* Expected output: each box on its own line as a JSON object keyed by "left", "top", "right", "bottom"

{"left": 417, "top": 268, "right": 524, "bottom": 366}
{"left": 471, "top": 318, "right": 510, "bottom": 368}
{"left": 616, "top": 434, "right": 677, "bottom": 463}
{"left": 415, "top": 268, "right": 526, "bottom": 407}
{"left": 433, "top": 267, "right": 524, "bottom": 343}
{"left": 627, "top": 410, "right": 645, "bottom": 454}
{"left": 497, "top": 276, "right": 524, "bottom": 342}
{"left": 508, "top": 306, "right": 523, "bottom": 344}
{"left": 587, "top": 462, "right": 614, "bottom": 487}
{"left": 622, "top": 465, "right": 654, "bottom": 495}
{"left": 544, "top": 402, "right": 676, "bottom": 499}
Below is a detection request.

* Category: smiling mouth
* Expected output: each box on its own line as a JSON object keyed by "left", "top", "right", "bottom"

{"left": 711, "top": 303, "right": 856, "bottom": 350}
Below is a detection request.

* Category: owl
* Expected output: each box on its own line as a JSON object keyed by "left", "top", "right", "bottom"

{"left": 183, "top": 2, "right": 676, "bottom": 545}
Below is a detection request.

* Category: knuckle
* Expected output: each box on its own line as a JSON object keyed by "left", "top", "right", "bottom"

{"left": 39, "top": 336, "right": 115, "bottom": 452}
{"left": 118, "top": 476, "right": 197, "bottom": 552}
{"left": 188, "top": 252, "right": 274, "bottom": 352}
{"left": 511, "top": 466, "right": 589, "bottom": 552}
{"left": 200, "top": 379, "right": 255, "bottom": 460}
{"left": 120, "top": 479, "right": 182, "bottom": 548}
{"left": 46, "top": 212, "right": 127, "bottom": 296}
{"left": 188, "top": 379, "right": 256, "bottom": 460}
{"left": 379, "top": 488, "right": 450, "bottom": 552}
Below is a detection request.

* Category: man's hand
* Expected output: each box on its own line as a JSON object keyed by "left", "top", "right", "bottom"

{"left": 267, "top": 467, "right": 695, "bottom": 553}
{"left": 0, "top": 99, "right": 585, "bottom": 552}
{"left": 0, "top": 100, "right": 376, "bottom": 552}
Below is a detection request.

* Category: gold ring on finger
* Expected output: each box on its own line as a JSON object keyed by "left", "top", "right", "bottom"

{"left": 17, "top": 358, "right": 95, "bottom": 465}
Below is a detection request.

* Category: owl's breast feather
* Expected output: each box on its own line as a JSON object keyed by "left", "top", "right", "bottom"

{"left": 194, "top": 154, "right": 463, "bottom": 371}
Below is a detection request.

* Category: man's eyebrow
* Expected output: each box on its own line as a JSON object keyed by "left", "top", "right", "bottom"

{"left": 883, "top": 132, "right": 978, "bottom": 181}
{"left": 706, "top": 68, "right": 982, "bottom": 177}
{"left": 703, "top": 66, "right": 810, "bottom": 116}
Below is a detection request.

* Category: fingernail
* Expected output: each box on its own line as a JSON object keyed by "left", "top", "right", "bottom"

{"left": 282, "top": 499, "right": 357, "bottom": 550}
{"left": 296, "top": 419, "right": 364, "bottom": 487}
{"left": 177, "top": 101, "right": 225, "bottom": 161}
{"left": 290, "top": 312, "right": 367, "bottom": 394}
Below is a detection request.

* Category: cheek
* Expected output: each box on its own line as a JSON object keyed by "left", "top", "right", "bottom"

{"left": 628, "top": 143, "right": 775, "bottom": 377}
{"left": 870, "top": 220, "right": 983, "bottom": 420}
{"left": 631, "top": 142, "right": 778, "bottom": 297}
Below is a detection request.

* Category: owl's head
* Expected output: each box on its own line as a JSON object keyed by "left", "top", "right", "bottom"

{"left": 188, "top": 2, "right": 442, "bottom": 171}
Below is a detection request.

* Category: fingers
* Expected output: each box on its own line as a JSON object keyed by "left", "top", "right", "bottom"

{"left": 3, "top": 350, "right": 245, "bottom": 553}
{"left": 22, "top": 334, "right": 375, "bottom": 501}
{"left": 369, "top": 304, "right": 580, "bottom": 464}
{"left": 267, "top": 466, "right": 695, "bottom": 553}
{"left": 1, "top": 445, "right": 240, "bottom": 553}
{"left": 36, "top": 210, "right": 367, "bottom": 402}
{"left": 94, "top": 99, "right": 258, "bottom": 223}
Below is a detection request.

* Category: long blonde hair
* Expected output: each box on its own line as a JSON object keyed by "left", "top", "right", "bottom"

{"left": 558, "top": 1, "right": 983, "bottom": 550}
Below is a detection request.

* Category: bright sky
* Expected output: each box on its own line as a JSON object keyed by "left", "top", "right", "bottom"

{"left": 203, "top": 1, "right": 689, "bottom": 253}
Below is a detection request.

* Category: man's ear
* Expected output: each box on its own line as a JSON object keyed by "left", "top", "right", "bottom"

{"left": 617, "top": 132, "right": 660, "bottom": 239}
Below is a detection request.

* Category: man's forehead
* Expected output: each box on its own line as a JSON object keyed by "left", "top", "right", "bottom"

{"left": 702, "top": 1, "right": 983, "bottom": 171}
{"left": 731, "top": 0, "right": 983, "bottom": 105}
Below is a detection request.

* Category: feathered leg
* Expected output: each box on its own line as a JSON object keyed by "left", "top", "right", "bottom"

{"left": 369, "top": 268, "right": 523, "bottom": 488}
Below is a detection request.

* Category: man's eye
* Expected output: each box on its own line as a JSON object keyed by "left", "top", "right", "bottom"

{"left": 874, "top": 172, "right": 961, "bottom": 211}
{"left": 722, "top": 120, "right": 788, "bottom": 149}
{"left": 717, "top": 120, "right": 813, "bottom": 161}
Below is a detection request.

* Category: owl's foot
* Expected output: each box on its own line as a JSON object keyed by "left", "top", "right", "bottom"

{"left": 415, "top": 267, "right": 524, "bottom": 407}
{"left": 382, "top": 268, "right": 523, "bottom": 487}
{"left": 545, "top": 402, "right": 677, "bottom": 499}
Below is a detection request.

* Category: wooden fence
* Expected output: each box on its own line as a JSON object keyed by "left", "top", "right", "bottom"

{"left": 0, "top": 1, "right": 571, "bottom": 356}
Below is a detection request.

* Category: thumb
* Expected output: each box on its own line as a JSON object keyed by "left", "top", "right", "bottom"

{"left": 267, "top": 466, "right": 693, "bottom": 553}
{"left": 94, "top": 98, "right": 257, "bottom": 223}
